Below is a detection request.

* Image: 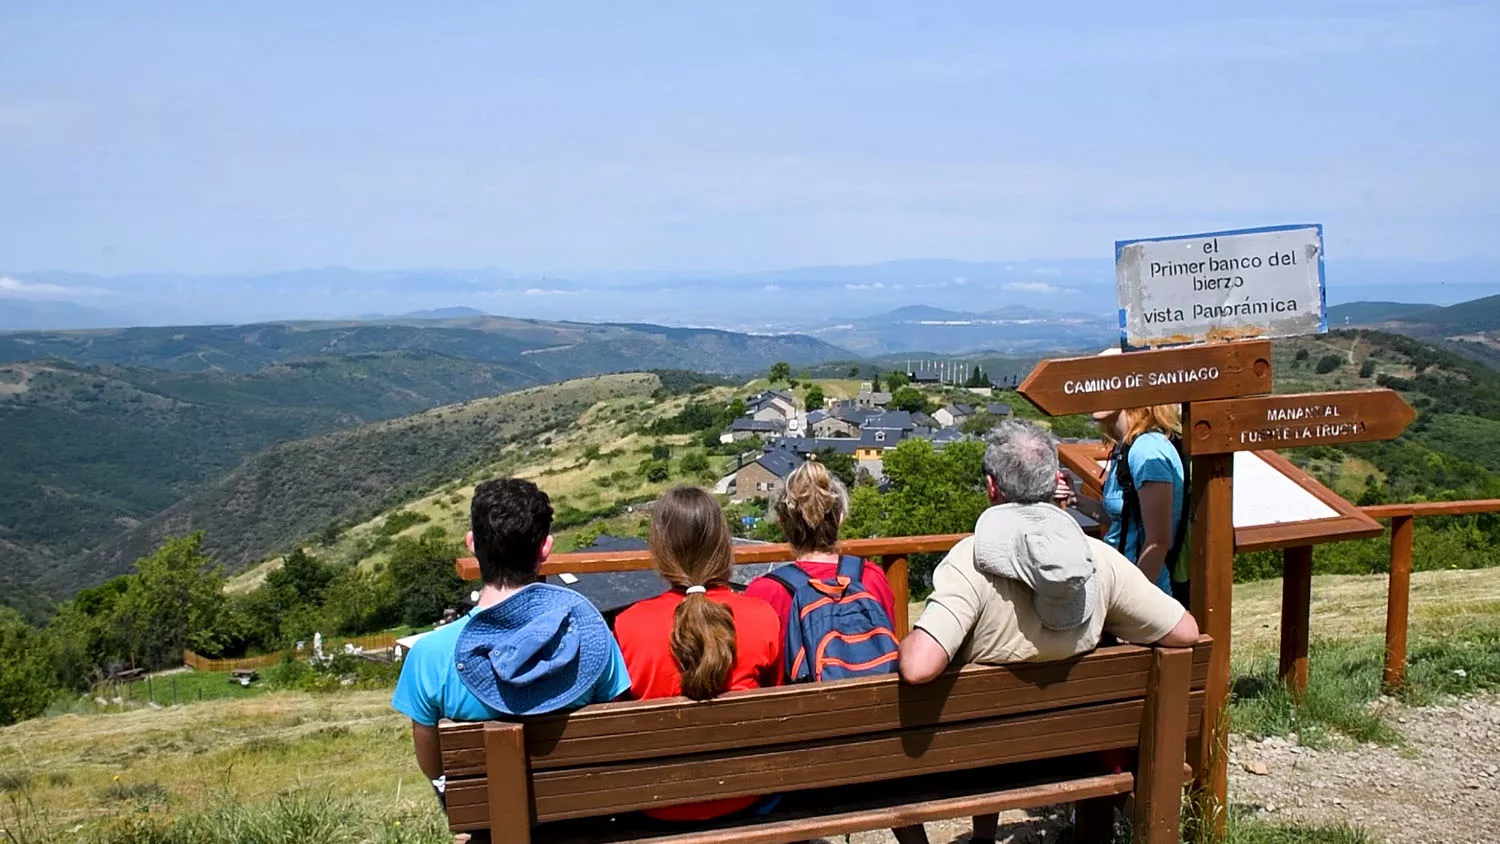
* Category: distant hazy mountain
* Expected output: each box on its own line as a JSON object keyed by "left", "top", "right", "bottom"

{"left": 1328, "top": 294, "right": 1500, "bottom": 367}
{"left": 5, "top": 257, "right": 1499, "bottom": 332}
{"left": 804, "top": 304, "right": 1117, "bottom": 355}
{"left": 396, "top": 306, "right": 491, "bottom": 320}
{"left": 0, "top": 299, "right": 123, "bottom": 331}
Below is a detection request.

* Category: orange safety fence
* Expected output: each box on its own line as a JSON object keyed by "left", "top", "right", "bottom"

{"left": 183, "top": 633, "right": 400, "bottom": 672}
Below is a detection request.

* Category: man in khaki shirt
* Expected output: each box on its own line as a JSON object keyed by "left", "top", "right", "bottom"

{"left": 897, "top": 420, "right": 1198, "bottom": 844}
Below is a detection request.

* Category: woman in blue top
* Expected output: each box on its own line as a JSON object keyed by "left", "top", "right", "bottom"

{"left": 1093, "top": 402, "right": 1184, "bottom": 598}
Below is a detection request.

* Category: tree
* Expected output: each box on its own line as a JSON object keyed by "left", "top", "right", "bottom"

{"left": 385, "top": 535, "right": 467, "bottom": 627}
{"left": 0, "top": 608, "right": 58, "bottom": 726}
{"left": 885, "top": 370, "right": 910, "bottom": 389}
{"left": 265, "top": 548, "right": 335, "bottom": 607}
{"left": 889, "top": 386, "right": 930, "bottom": 413}
{"left": 870, "top": 372, "right": 883, "bottom": 393}
{"left": 724, "top": 397, "right": 747, "bottom": 422}
{"left": 112, "top": 534, "right": 234, "bottom": 668}
{"left": 679, "top": 451, "right": 711, "bottom": 476}
{"left": 650, "top": 443, "right": 672, "bottom": 461}
{"left": 804, "top": 385, "right": 825, "bottom": 410}
{"left": 847, "top": 367, "right": 861, "bottom": 378}
{"left": 1315, "top": 354, "right": 1342, "bottom": 375}
{"left": 960, "top": 411, "right": 999, "bottom": 436}
{"left": 645, "top": 460, "right": 671, "bottom": 483}
{"left": 769, "top": 361, "right": 792, "bottom": 383}
{"left": 1359, "top": 359, "right": 1377, "bottom": 379}
{"left": 965, "top": 366, "right": 992, "bottom": 388}
{"left": 814, "top": 448, "right": 857, "bottom": 486}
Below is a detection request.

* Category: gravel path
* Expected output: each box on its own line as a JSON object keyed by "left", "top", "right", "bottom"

{"left": 792, "top": 694, "right": 1500, "bottom": 843}
{"left": 1229, "top": 693, "right": 1500, "bottom": 844}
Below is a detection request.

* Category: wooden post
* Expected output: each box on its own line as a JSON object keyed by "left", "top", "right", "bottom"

{"left": 1134, "top": 647, "right": 1193, "bottom": 844}
{"left": 1279, "top": 545, "right": 1313, "bottom": 700}
{"left": 1186, "top": 402, "right": 1233, "bottom": 840}
{"left": 1383, "top": 514, "right": 1415, "bottom": 693}
{"left": 883, "top": 554, "right": 911, "bottom": 637}
{"left": 483, "top": 721, "right": 533, "bottom": 844}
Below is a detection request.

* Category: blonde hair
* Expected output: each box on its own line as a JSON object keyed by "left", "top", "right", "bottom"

{"left": 1106, "top": 404, "right": 1182, "bottom": 445}
{"left": 649, "top": 486, "right": 737, "bottom": 701}
{"left": 773, "top": 461, "right": 849, "bottom": 554}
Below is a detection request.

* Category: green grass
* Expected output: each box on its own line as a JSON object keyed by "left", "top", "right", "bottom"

{"left": 1223, "top": 815, "right": 1376, "bottom": 844}
{"left": 1230, "top": 615, "right": 1500, "bottom": 748}
{"left": 0, "top": 790, "right": 450, "bottom": 844}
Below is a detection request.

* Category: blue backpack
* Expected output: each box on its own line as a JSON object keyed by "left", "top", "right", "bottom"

{"left": 765, "top": 555, "right": 900, "bottom": 682}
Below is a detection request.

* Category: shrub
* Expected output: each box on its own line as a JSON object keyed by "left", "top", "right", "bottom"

{"left": 1315, "top": 354, "right": 1342, "bottom": 374}
{"left": 1359, "top": 359, "right": 1377, "bottom": 378}
{"left": 679, "top": 451, "right": 711, "bottom": 476}
{"left": 376, "top": 511, "right": 430, "bottom": 537}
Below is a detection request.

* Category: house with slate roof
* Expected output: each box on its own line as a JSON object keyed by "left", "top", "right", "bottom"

{"left": 933, "top": 403, "right": 974, "bottom": 429}
{"left": 733, "top": 448, "right": 806, "bottom": 498}
{"left": 722, "top": 417, "right": 783, "bottom": 443}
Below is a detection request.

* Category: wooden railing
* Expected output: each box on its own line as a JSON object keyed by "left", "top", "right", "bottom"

{"left": 1360, "top": 500, "right": 1500, "bottom": 693}
{"left": 457, "top": 534, "right": 973, "bottom": 637}
{"left": 464, "top": 499, "right": 1500, "bottom": 695}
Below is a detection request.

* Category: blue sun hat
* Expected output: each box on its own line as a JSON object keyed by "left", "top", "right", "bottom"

{"left": 453, "top": 583, "right": 613, "bottom": 716}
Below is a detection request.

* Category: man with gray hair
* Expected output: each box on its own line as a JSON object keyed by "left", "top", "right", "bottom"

{"left": 896, "top": 419, "right": 1198, "bottom": 844}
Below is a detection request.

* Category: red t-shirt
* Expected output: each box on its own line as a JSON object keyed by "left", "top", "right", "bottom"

{"left": 613, "top": 586, "right": 782, "bottom": 821}
{"left": 743, "top": 558, "right": 899, "bottom": 647}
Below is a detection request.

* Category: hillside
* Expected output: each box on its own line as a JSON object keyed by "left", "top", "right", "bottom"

{"left": 0, "top": 316, "right": 850, "bottom": 375}
{"left": 0, "top": 352, "right": 541, "bottom": 606}
{"left": 1329, "top": 293, "right": 1500, "bottom": 364}
{"left": 1270, "top": 330, "right": 1500, "bottom": 503}
{"left": 67, "top": 374, "right": 664, "bottom": 592}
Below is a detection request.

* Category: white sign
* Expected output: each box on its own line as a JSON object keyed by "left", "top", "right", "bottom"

{"left": 1116, "top": 224, "right": 1326, "bottom": 348}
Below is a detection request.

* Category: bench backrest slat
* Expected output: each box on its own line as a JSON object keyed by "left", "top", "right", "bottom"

{"left": 439, "top": 642, "right": 1210, "bottom": 777}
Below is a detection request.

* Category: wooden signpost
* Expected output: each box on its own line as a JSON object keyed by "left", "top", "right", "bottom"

{"left": 1019, "top": 341, "right": 1415, "bottom": 842}
{"left": 1018, "top": 339, "right": 1272, "bottom": 415}
{"left": 1186, "top": 389, "right": 1415, "bottom": 455}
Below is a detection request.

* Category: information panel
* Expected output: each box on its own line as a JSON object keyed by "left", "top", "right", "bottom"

{"left": 1116, "top": 224, "right": 1326, "bottom": 348}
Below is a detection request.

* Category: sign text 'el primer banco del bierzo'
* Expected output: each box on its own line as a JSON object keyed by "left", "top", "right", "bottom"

{"left": 1116, "top": 224, "right": 1326, "bottom": 348}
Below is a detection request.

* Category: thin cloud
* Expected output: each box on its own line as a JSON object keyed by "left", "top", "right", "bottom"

{"left": 0, "top": 276, "right": 107, "bottom": 300}
{"left": 1001, "top": 281, "right": 1078, "bottom": 294}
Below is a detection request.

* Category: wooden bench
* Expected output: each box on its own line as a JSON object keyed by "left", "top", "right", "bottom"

{"left": 438, "top": 637, "right": 1212, "bottom": 844}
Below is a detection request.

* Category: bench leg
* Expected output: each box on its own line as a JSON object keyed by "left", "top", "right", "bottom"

{"left": 483, "top": 721, "right": 532, "bottom": 844}
{"left": 1133, "top": 648, "right": 1192, "bottom": 844}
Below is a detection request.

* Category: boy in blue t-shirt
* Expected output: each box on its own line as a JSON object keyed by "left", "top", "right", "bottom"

{"left": 392, "top": 478, "right": 630, "bottom": 804}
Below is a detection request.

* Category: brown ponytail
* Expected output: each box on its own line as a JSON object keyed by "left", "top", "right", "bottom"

{"left": 774, "top": 460, "right": 849, "bottom": 555}
{"left": 649, "top": 486, "right": 737, "bottom": 701}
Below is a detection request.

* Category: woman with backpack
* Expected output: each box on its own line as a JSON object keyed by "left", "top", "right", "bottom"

{"left": 744, "top": 460, "right": 921, "bottom": 843}
{"left": 1093, "top": 402, "right": 1187, "bottom": 601}
{"left": 744, "top": 460, "right": 900, "bottom": 678}
{"left": 613, "top": 485, "right": 783, "bottom": 822}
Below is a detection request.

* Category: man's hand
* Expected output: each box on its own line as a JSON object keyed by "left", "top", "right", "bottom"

{"left": 898, "top": 628, "right": 952, "bottom": 685}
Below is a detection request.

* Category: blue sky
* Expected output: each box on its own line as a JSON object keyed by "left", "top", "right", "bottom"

{"left": 1, "top": 1, "right": 1496, "bottom": 276}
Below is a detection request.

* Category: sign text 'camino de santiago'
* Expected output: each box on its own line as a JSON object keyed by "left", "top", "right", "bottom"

{"left": 1116, "top": 224, "right": 1326, "bottom": 348}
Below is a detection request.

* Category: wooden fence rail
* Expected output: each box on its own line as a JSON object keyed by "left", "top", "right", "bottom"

{"left": 457, "top": 534, "right": 973, "bottom": 638}
{"left": 184, "top": 633, "right": 400, "bottom": 673}
{"left": 1274, "top": 500, "right": 1500, "bottom": 697}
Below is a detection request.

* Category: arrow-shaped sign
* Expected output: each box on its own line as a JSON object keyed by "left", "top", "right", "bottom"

{"left": 1187, "top": 389, "right": 1416, "bottom": 455}
{"left": 1018, "top": 339, "right": 1272, "bottom": 416}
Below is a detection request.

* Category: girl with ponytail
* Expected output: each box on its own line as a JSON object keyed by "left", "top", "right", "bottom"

{"left": 613, "top": 486, "right": 782, "bottom": 822}
{"left": 745, "top": 460, "right": 899, "bottom": 645}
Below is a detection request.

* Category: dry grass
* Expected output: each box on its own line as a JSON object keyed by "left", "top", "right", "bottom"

{"left": 0, "top": 689, "right": 441, "bottom": 833}
{"left": 1231, "top": 566, "right": 1500, "bottom": 660}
